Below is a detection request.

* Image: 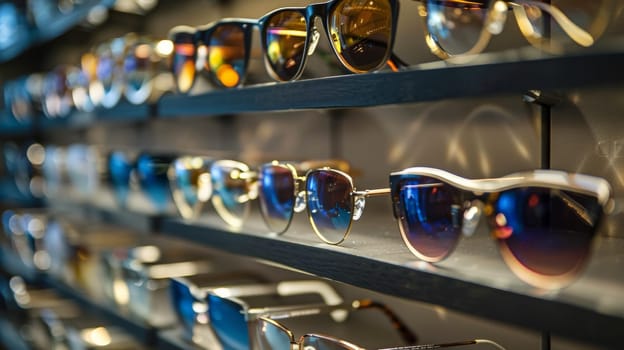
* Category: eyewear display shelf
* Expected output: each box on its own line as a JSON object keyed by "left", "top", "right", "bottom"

{"left": 1, "top": 44, "right": 623, "bottom": 350}
{"left": 0, "top": 246, "right": 162, "bottom": 348}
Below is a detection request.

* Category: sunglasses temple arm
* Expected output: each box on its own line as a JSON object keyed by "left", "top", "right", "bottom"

{"left": 387, "top": 53, "right": 409, "bottom": 71}
{"left": 379, "top": 339, "right": 507, "bottom": 350}
{"left": 354, "top": 299, "right": 418, "bottom": 345}
{"left": 511, "top": 0, "right": 594, "bottom": 46}
{"left": 248, "top": 301, "right": 351, "bottom": 323}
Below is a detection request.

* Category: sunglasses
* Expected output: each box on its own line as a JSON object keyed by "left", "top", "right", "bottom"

{"left": 171, "top": 279, "right": 347, "bottom": 350}
{"left": 167, "top": 156, "right": 214, "bottom": 220}
{"left": 41, "top": 66, "right": 74, "bottom": 119}
{"left": 257, "top": 160, "right": 352, "bottom": 235}
{"left": 133, "top": 152, "right": 177, "bottom": 213}
{"left": 122, "top": 36, "right": 174, "bottom": 105}
{"left": 420, "top": 0, "right": 614, "bottom": 59}
{"left": 389, "top": 167, "right": 613, "bottom": 289}
{"left": 169, "top": 0, "right": 404, "bottom": 92}
{"left": 255, "top": 300, "right": 505, "bottom": 350}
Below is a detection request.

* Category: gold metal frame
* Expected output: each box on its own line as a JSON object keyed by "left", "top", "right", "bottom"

{"left": 210, "top": 159, "right": 258, "bottom": 228}
{"left": 304, "top": 168, "right": 389, "bottom": 245}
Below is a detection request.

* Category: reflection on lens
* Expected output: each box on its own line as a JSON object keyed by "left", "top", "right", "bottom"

{"left": 170, "top": 279, "right": 197, "bottom": 339}
{"left": 265, "top": 10, "right": 307, "bottom": 81}
{"left": 124, "top": 43, "right": 153, "bottom": 104}
{"left": 394, "top": 176, "right": 463, "bottom": 262}
{"left": 254, "top": 318, "right": 292, "bottom": 350}
{"left": 171, "top": 32, "right": 196, "bottom": 93}
{"left": 425, "top": 0, "right": 490, "bottom": 56}
{"left": 306, "top": 170, "right": 353, "bottom": 244}
{"left": 169, "top": 157, "right": 212, "bottom": 219}
{"left": 108, "top": 151, "right": 134, "bottom": 207}
{"left": 210, "top": 161, "right": 252, "bottom": 227}
{"left": 136, "top": 153, "right": 176, "bottom": 212}
{"left": 207, "top": 295, "right": 249, "bottom": 350}
{"left": 258, "top": 164, "right": 296, "bottom": 234}
{"left": 302, "top": 334, "right": 355, "bottom": 350}
{"left": 493, "top": 187, "right": 600, "bottom": 286}
{"left": 330, "top": 0, "right": 393, "bottom": 72}
{"left": 208, "top": 24, "right": 246, "bottom": 88}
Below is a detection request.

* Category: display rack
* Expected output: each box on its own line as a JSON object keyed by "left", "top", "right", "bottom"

{"left": 2, "top": 44, "right": 624, "bottom": 349}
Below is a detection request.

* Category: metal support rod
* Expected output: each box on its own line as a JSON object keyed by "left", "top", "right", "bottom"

{"left": 542, "top": 331, "right": 551, "bottom": 350}
{"left": 541, "top": 104, "right": 551, "bottom": 169}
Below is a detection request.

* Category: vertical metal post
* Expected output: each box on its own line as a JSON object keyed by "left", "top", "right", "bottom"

{"left": 541, "top": 104, "right": 551, "bottom": 169}
{"left": 542, "top": 331, "right": 551, "bottom": 350}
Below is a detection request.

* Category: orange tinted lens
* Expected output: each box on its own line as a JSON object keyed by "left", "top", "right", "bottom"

{"left": 208, "top": 24, "right": 247, "bottom": 88}
{"left": 171, "top": 33, "right": 196, "bottom": 93}
{"left": 265, "top": 10, "right": 307, "bottom": 81}
{"left": 330, "top": 0, "right": 393, "bottom": 72}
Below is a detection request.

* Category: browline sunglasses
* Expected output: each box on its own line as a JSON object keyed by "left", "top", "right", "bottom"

{"left": 261, "top": 166, "right": 612, "bottom": 289}
{"left": 170, "top": 278, "right": 350, "bottom": 350}
{"left": 419, "top": 0, "right": 615, "bottom": 59}
{"left": 255, "top": 301, "right": 505, "bottom": 350}
{"left": 169, "top": 0, "right": 406, "bottom": 93}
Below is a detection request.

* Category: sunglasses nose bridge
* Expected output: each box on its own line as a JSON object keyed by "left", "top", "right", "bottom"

{"left": 462, "top": 199, "right": 484, "bottom": 237}
{"left": 294, "top": 189, "right": 307, "bottom": 213}
{"left": 197, "top": 172, "right": 213, "bottom": 202}
{"left": 307, "top": 26, "right": 322, "bottom": 56}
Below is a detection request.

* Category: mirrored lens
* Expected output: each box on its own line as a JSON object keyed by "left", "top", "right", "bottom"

{"left": 492, "top": 188, "right": 600, "bottom": 282}
{"left": 170, "top": 279, "right": 198, "bottom": 339}
{"left": 302, "top": 334, "right": 354, "bottom": 350}
{"left": 329, "top": 0, "right": 394, "bottom": 72}
{"left": 207, "top": 294, "right": 249, "bottom": 350}
{"left": 210, "top": 161, "right": 252, "bottom": 227}
{"left": 169, "top": 157, "right": 212, "bottom": 219}
{"left": 425, "top": 0, "right": 490, "bottom": 56}
{"left": 254, "top": 318, "right": 292, "bottom": 350}
{"left": 393, "top": 176, "right": 463, "bottom": 262}
{"left": 207, "top": 24, "right": 247, "bottom": 88}
{"left": 306, "top": 170, "right": 353, "bottom": 244}
{"left": 171, "top": 32, "right": 196, "bottom": 93}
{"left": 136, "top": 153, "right": 176, "bottom": 212}
{"left": 265, "top": 10, "right": 307, "bottom": 81}
{"left": 124, "top": 43, "right": 153, "bottom": 103}
{"left": 108, "top": 151, "right": 134, "bottom": 207}
{"left": 258, "top": 164, "right": 296, "bottom": 233}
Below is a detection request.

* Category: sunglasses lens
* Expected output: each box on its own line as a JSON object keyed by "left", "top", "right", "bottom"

{"left": 169, "top": 157, "right": 212, "bottom": 219}
{"left": 136, "top": 153, "right": 175, "bottom": 212}
{"left": 302, "top": 335, "right": 354, "bottom": 350}
{"left": 254, "top": 318, "right": 292, "bottom": 350}
{"left": 330, "top": 0, "right": 394, "bottom": 72}
{"left": 210, "top": 161, "right": 251, "bottom": 227}
{"left": 425, "top": 0, "right": 490, "bottom": 56}
{"left": 207, "top": 294, "right": 249, "bottom": 350}
{"left": 493, "top": 188, "right": 600, "bottom": 283}
{"left": 393, "top": 176, "right": 463, "bottom": 262}
{"left": 258, "top": 164, "right": 296, "bottom": 233}
{"left": 170, "top": 279, "right": 197, "bottom": 338}
{"left": 306, "top": 170, "right": 353, "bottom": 244}
{"left": 265, "top": 10, "right": 307, "bottom": 81}
{"left": 208, "top": 24, "right": 247, "bottom": 88}
{"left": 108, "top": 151, "right": 134, "bottom": 207}
{"left": 171, "top": 32, "right": 196, "bottom": 93}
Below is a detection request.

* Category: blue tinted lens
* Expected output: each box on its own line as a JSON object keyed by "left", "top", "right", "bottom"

{"left": 207, "top": 294, "right": 249, "bottom": 350}
{"left": 136, "top": 153, "right": 176, "bottom": 211}
{"left": 254, "top": 318, "right": 292, "bottom": 350}
{"left": 108, "top": 151, "right": 134, "bottom": 207}
{"left": 392, "top": 175, "right": 462, "bottom": 262}
{"left": 493, "top": 188, "right": 599, "bottom": 278}
{"left": 306, "top": 170, "right": 353, "bottom": 244}
{"left": 258, "top": 164, "right": 295, "bottom": 233}
{"left": 170, "top": 279, "right": 198, "bottom": 339}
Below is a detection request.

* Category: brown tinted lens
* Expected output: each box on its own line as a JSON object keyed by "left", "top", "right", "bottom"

{"left": 330, "top": 0, "right": 393, "bottom": 72}
{"left": 265, "top": 10, "right": 307, "bottom": 81}
{"left": 208, "top": 24, "right": 247, "bottom": 88}
{"left": 171, "top": 32, "right": 196, "bottom": 93}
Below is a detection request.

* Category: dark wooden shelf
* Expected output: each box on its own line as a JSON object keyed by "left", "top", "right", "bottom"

{"left": 158, "top": 47, "right": 624, "bottom": 118}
